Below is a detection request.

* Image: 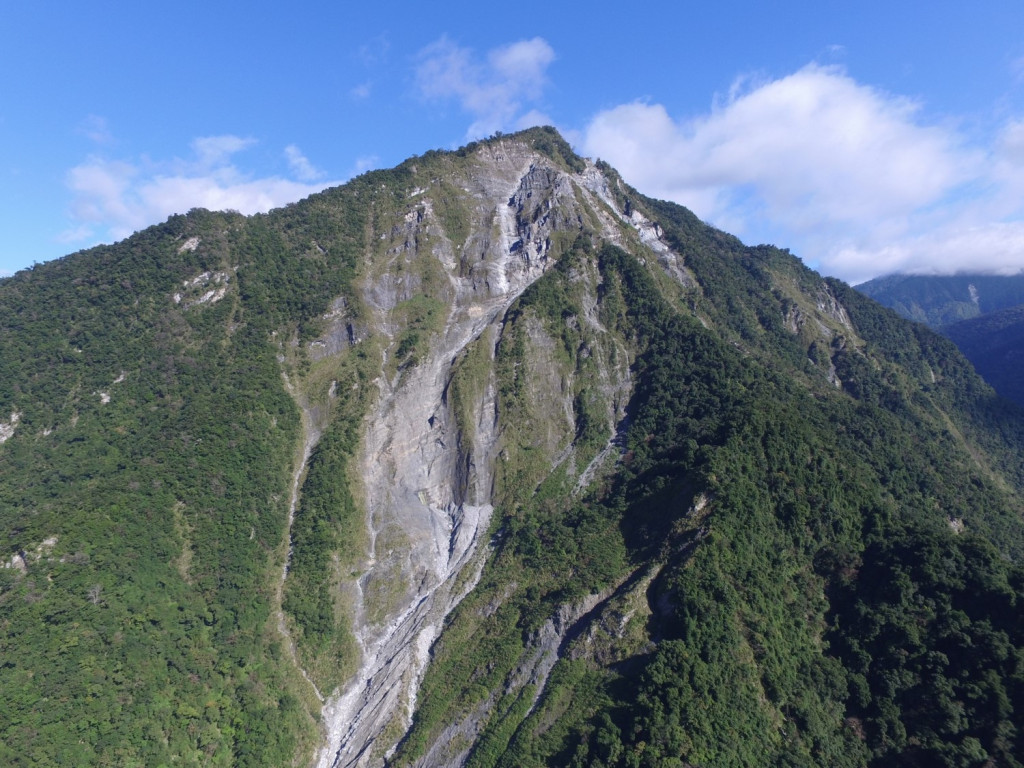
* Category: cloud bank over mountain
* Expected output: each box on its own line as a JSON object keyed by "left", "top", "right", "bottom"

{"left": 62, "top": 136, "right": 346, "bottom": 246}
{"left": 583, "top": 65, "right": 1024, "bottom": 283}
{"left": 51, "top": 37, "right": 1024, "bottom": 285}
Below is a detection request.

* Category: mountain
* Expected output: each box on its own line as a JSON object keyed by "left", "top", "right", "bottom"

{"left": 856, "top": 272, "right": 1024, "bottom": 327}
{"left": 942, "top": 305, "right": 1024, "bottom": 408}
{"left": 2, "top": 128, "right": 1024, "bottom": 768}
{"left": 855, "top": 273, "right": 1024, "bottom": 408}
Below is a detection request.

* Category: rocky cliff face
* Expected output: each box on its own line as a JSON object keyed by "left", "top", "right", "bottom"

{"left": 300, "top": 138, "right": 680, "bottom": 767}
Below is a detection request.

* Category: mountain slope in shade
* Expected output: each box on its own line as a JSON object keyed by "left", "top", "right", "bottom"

{"left": 1, "top": 129, "right": 1023, "bottom": 768}
{"left": 942, "top": 304, "right": 1024, "bottom": 408}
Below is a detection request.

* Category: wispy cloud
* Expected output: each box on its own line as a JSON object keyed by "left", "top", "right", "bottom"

{"left": 351, "top": 155, "right": 379, "bottom": 175}
{"left": 62, "top": 135, "right": 342, "bottom": 247}
{"left": 828, "top": 223, "right": 1024, "bottom": 280}
{"left": 1012, "top": 54, "right": 1024, "bottom": 82}
{"left": 584, "top": 64, "right": 1024, "bottom": 283}
{"left": 191, "top": 135, "right": 256, "bottom": 168}
{"left": 77, "top": 115, "right": 113, "bottom": 145}
{"left": 284, "top": 144, "right": 326, "bottom": 182}
{"left": 415, "top": 36, "right": 555, "bottom": 139}
{"left": 357, "top": 34, "right": 390, "bottom": 67}
{"left": 514, "top": 109, "right": 555, "bottom": 132}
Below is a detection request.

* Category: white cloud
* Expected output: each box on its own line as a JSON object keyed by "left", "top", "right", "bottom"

{"left": 488, "top": 38, "right": 554, "bottom": 98}
{"left": 830, "top": 223, "right": 1024, "bottom": 280}
{"left": 583, "top": 64, "right": 1024, "bottom": 283}
{"left": 63, "top": 136, "right": 342, "bottom": 247}
{"left": 351, "top": 82, "right": 372, "bottom": 100}
{"left": 586, "top": 65, "right": 975, "bottom": 228}
{"left": 514, "top": 109, "right": 555, "bottom": 132}
{"left": 992, "top": 119, "right": 1024, "bottom": 197}
{"left": 351, "top": 155, "right": 379, "bottom": 175}
{"left": 191, "top": 135, "right": 256, "bottom": 168}
{"left": 415, "top": 36, "right": 555, "bottom": 139}
{"left": 285, "top": 144, "right": 326, "bottom": 182}
{"left": 55, "top": 224, "right": 96, "bottom": 244}
{"left": 66, "top": 159, "right": 139, "bottom": 229}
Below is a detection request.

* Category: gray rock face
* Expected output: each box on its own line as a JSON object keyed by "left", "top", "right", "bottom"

{"left": 308, "top": 140, "right": 685, "bottom": 768}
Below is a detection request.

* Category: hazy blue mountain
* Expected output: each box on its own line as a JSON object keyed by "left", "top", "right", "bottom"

{"left": 856, "top": 271, "right": 1024, "bottom": 327}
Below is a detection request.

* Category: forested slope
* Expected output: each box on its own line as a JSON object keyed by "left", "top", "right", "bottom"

{"left": 942, "top": 305, "right": 1024, "bottom": 408}
{"left": 856, "top": 272, "right": 1024, "bottom": 326}
{"left": 855, "top": 272, "right": 1024, "bottom": 409}
{"left": 1, "top": 129, "right": 1023, "bottom": 767}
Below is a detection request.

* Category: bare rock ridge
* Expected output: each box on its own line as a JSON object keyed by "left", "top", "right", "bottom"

{"left": 297, "top": 139, "right": 686, "bottom": 767}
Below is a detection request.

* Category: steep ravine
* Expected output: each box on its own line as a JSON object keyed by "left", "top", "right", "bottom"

{"left": 277, "top": 371, "right": 326, "bottom": 702}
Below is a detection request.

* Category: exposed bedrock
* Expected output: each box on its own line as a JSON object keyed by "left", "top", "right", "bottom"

{"left": 316, "top": 148, "right": 578, "bottom": 768}
{"left": 311, "top": 142, "right": 682, "bottom": 767}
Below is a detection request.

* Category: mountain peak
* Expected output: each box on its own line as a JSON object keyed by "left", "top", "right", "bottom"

{"left": 3, "top": 131, "right": 1024, "bottom": 768}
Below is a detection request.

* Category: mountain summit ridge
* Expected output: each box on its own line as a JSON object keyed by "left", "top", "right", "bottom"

{"left": 2, "top": 128, "right": 1023, "bottom": 767}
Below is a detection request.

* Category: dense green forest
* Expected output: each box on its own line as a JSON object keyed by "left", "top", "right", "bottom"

{"left": 0, "top": 213, "right": 308, "bottom": 765}
{"left": 2, "top": 128, "right": 1023, "bottom": 766}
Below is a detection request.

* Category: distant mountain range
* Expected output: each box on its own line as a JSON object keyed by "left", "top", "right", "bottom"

{"left": 856, "top": 272, "right": 1024, "bottom": 327}
{"left": 857, "top": 272, "right": 1024, "bottom": 407}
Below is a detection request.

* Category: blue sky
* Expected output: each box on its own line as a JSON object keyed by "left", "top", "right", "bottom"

{"left": 3, "top": 2, "right": 1024, "bottom": 283}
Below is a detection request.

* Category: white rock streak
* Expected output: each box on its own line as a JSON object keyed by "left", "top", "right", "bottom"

{"left": 0, "top": 412, "right": 22, "bottom": 444}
